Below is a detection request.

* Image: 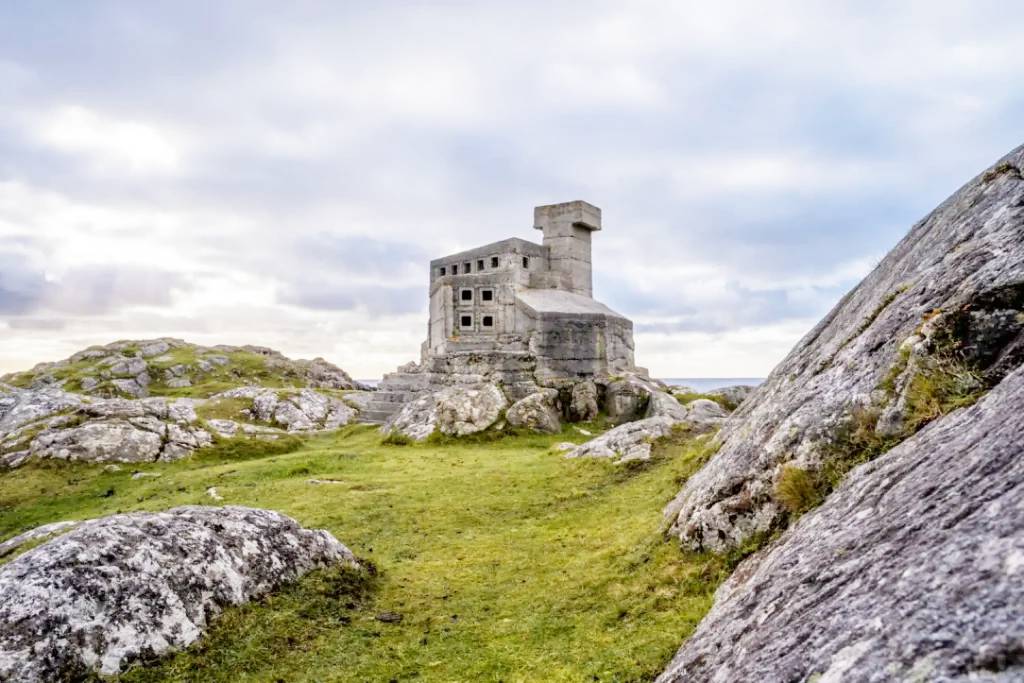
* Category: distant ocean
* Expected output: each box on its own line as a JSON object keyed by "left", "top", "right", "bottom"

{"left": 358, "top": 377, "right": 765, "bottom": 391}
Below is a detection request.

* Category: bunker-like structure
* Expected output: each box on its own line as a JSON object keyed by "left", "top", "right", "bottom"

{"left": 363, "top": 200, "right": 637, "bottom": 423}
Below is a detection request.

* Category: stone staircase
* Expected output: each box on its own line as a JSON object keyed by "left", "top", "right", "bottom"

{"left": 360, "top": 371, "right": 435, "bottom": 424}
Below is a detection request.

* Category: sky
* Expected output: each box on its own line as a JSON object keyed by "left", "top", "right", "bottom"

{"left": 0, "top": 1, "right": 1022, "bottom": 380}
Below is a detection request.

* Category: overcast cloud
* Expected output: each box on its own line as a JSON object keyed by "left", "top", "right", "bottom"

{"left": 0, "top": 1, "right": 1022, "bottom": 378}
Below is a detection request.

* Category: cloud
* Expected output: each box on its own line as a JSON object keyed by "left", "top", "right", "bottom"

{"left": 31, "top": 105, "right": 186, "bottom": 175}
{"left": 0, "top": 1, "right": 1022, "bottom": 378}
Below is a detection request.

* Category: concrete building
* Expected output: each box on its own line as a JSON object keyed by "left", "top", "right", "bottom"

{"left": 363, "top": 200, "right": 637, "bottom": 423}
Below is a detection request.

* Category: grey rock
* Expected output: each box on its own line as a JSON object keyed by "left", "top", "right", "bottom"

{"left": 79, "top": 377, "right": 99, "bottom": 391}
{"left": 0, "top": 506, "right": 358, "bottom": 681}
{"left": 565, "top": 416, "right": 676, "bottom": 463}
{"left": 678, "top": 398, "right": 729, "bottom": 427}
{"left": 506, "top": 389, "right": 562, "bottom": 433}
{"left": 342, "top": 390, "right": 375, "bottom": 411}
{"left": 166, "top": 377, "right": 192, "bottom": 388}
{"left": 138, "top": 340, "right": 171, "bottom": 358}
{"left": 645, "top": 391, "right": 690, "bottom": 422}
{"left": 381, "top": 393, "right": 440, "bottom": 442}
{"left": 436, "top": 384, "right": 508, "bottom": 436}
{"left": 215, "top": 387, "right": 356, "bottom": 432}
{"left": 657, "top": 366, "right": 1024, "bottom": 683}
{"left": 604, "top": 376, "right": 650, "bottom": 421}
{"left": 30, "top": 420, "right": 164, "bottom": 463}
{"left": 568, "top": 380, "right": 599, "bottom": 422}
{"left": 665, "top": 145, "right": 1024, "bottom": 552}
{"left": 111, "top": 377, "right": 147, "bottom": 398}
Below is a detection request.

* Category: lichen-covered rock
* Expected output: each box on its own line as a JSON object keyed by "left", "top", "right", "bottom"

{"left": 645, "top": 391, "right": 691, "bottom": 421}
{"left": 0, "top": 506, "right": 359, "bottom": 682}
{"left": 665, "top": 144, "right": 1024, "bottom": 552}
{"left": 603, "top": 376, "right": 651, "bottom": 421}
{"left": 566, "top": 417, "right": 676, "bottom": 463}
{"left": 657, "top": 366, "right": 1024, "bottom": 683}
{"left": 380, "top": 384, "right": 510, "bottom": 441}
{"left": 568, "top": 380, "right": 600, "bottom": 422}
{"left": 215, "top": 387, "right": 357, "bottom": 432}
{"left": 381, "top": 392, "right": 440, "bottom": 441}
{"left": 506, "top": 389, "right": 562, "bottom": 433}
{"left": 436, "top": 384, "right": 508, "bottom": 436}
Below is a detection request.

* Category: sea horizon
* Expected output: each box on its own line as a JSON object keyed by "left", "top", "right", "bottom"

{"left": 358, "top": 377, "right": 765, "bottom": 392}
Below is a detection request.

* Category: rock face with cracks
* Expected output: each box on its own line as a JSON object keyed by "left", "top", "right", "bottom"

{"left": 657, "top": 365, "right": 1024, "bottom": 683}
{"left": 0, "top": 506, "right": 358, "bottom": 682}
{"left": 506, "top": 389, "right": 562, "bottom": 434}
{"left": 665, "top": 144, "right": 1024, "bottom": 553}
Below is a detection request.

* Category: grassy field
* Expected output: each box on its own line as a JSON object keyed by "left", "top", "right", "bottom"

{"left": 0, "top": 424, "right": 737, "bottom": 682}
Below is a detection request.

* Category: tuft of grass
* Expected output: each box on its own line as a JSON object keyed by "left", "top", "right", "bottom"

{"left": 774, "top": 465, "right": 823, "bottom": 515}
{"left": 1, "top": 424, "right": 733, "bottom": 682}
{"left": 196, "top": 435, "right": 306, "bottom": 463}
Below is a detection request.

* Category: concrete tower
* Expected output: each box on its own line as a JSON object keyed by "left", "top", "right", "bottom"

{"left": 534, "top": 200, "right": 602, "bottom": 298}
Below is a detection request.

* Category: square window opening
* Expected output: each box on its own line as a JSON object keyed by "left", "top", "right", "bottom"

{"left": 491, "top": 256, "right": 499, "bottom": 268}
{"left": 452, "top": 264, "right": 458, "bottom": 275}
{"left": 464, "top": 262, "right": 472, "bottom": 273}
{"left": 522, "top": 256, "right": 530, "bottom": 269}
{"left": 477, "top": 259, "right": 484, "bottom": 270}
{"left": 482, "top": 316, "right": 494, "bottom": 328}
{"left": 460, "top": 315, "right": 473, "bottom": 328}
{"left": 481, "top": 289, "right": 494, "bottom": 302}
{"left": 439, "top": 266, "right": 446, "bottom": 277}
{"left": 461, "top": 289, "right": 473, "bottom": 301}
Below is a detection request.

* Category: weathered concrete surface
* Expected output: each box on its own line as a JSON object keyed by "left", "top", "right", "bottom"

{"left": 657, "top": 366, "right": 1024, "bottom": 683}
{"left": 0, "top": 506, "right": 358, "bottom": 682}
{"left": 665, "top": 145, "right": 1024, "bottom": 552}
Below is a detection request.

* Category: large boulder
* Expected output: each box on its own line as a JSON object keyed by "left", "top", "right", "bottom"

{"left": 657, "top": 365, "right": 1024, "bottom": 682}
{"left": 0, "top": 506, "right": 359, "bottom": 682}
{"left": 381, "top": 383, "right": 509, "bottom": 441}
{"left": 506, "top": 389, "right": 562, "bottom": 434}
{"left": 705, "top": 385, "right": 756, "bottom": 410}
{"left": 665, "top": 145, "right": 1024, "bottom": 552}
{"left": 435, "top": 384, "right": 508, "bottom": 437}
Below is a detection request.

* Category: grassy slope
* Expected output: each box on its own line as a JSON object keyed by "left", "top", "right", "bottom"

{"left": 0, "top": 425, "right": 733, "bottom": 683}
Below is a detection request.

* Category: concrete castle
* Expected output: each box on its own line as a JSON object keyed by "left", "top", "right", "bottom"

{"left": 363, "top": 200, "right": 638, "bottom": 423}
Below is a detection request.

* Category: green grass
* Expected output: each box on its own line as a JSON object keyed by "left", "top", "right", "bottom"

{"left": 672, "top": 391, "right": 733, "bottom": 411}
{"left": 0, "top": 425, "right": 730, "bottom": 682}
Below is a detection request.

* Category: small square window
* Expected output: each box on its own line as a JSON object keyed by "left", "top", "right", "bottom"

{"left": 464, "top": 262, "right": 472, "bottom": 273}
{"left": 481, "top": 289, "right": 494, "bottom": 302}
{"left": 477, "top": 259, "right": 484, "bottom": 270}
{"left": 460, "top": 315, "right": 473, "bottom": 328}
{"left": 491, "top": 256, "right": 499, "bottom": 268}
{"left": 482, "top": 315, "right": 494, "bottom": 327}
{"left": 461, "top": 289, "right": 473, "bottom": 301}
{"left": 522, "top": 256, "right": 530, "bottom": 269}
{"left": 439, "top": 266, "right": 446, "bottom": 276}
{"left": 452, "top": 264, "right": 458, "bottom": 275}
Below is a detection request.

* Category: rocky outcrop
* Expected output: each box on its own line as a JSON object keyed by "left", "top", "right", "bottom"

{"left": 382, "top": 383, "right": 508, "bottom": 441}
{"left": 0, "top": 338, "right": 369, "bottom": 400}
{"left": 704, "top": 385, "right": 755, "bottom": 410}
{"left": 0, "top": 383, "right": 360, "bottom": 468}
{"left": 506, "top": 389, "right": 562, "bottom": 433}
{"left": 216, "top": 387, "right": 358, "bottom": 432}
{"left": 665, "top": 144, "right": 1024, "bottom": 552}
{"left": 0, "top": 506, "right": 359, "bottom": 682}
{"left": 0, "top": 520, "right": 81, "bottom": 559}
{"left": 658, "top": 365, "right": 1024, "bottom": 683}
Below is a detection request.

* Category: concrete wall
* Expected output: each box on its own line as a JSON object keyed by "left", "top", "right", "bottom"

{"left": 520, "top": 307, "right": 635, "bottom": 382}
{"left": 533, "top": 201, "right": 602, "bottom": 298}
